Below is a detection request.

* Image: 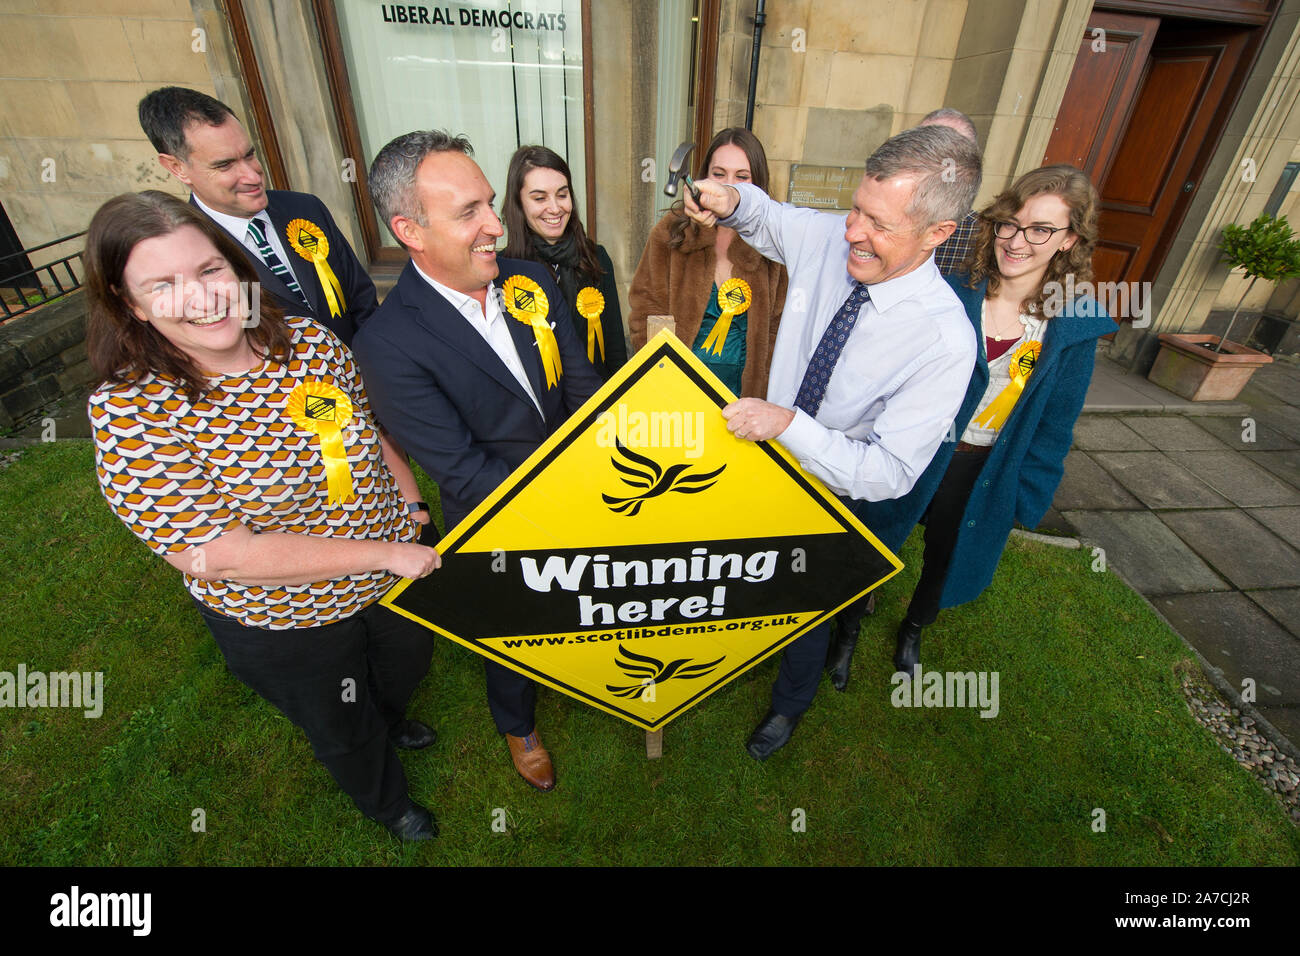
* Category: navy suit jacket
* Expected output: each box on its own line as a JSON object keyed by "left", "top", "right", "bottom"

{"left": 191, "top": 189, "right": 378, "bottom": 346}
{"left": 352, "top": 257, "right": 603, "bottom": 531}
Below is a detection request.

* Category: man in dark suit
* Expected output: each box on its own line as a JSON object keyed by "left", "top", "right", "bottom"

{"left": 352, "top": 130, "right": 602, "bottom": 791}
{"left": 138, "top": 87, "right": 377, "bottom": 346}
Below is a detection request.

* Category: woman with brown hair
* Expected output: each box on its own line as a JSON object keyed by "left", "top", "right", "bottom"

{"left": 85, "top": 190, "right": 442, "bottom": 841}
{"left": 502, "top": 144, "right": 627, "bottom": 379}
{"left": 628, "top": 127, "right": 787, "bottom": 397}
{"left": 848, "top": 164, "right": 1116, "bottom": 681}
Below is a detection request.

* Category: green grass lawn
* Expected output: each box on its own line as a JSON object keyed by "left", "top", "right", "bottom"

{"left": 2, "top": 440, "right": 1297, "bottom": 865}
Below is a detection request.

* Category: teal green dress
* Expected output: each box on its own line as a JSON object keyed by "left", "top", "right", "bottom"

{"left": 691, "top": 282, "right": 748, "bottom": 395}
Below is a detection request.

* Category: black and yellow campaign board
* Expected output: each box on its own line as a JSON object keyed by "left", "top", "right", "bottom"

{"left": 382, "top": 331, "right": 903, "bottom": 730}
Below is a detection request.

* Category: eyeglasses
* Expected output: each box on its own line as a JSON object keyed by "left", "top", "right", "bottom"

{"left": 992, "top": 220, "right": 1070, "bottom": 245}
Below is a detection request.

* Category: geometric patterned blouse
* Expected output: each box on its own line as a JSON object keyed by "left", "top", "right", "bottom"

{"left": 90, "top": 316, "right": 419, "bottom": 630}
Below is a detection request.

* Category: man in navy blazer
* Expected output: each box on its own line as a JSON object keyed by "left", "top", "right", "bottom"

{"left": 139, "top": 87, "right": 377, "bottom": 346}
{"left": 352, "top": 130, "right": 602, "bottom": 792}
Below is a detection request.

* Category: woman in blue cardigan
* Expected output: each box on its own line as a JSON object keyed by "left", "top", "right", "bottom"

{"left": 849, "top": 165, "right": 1116, "bottom": 678}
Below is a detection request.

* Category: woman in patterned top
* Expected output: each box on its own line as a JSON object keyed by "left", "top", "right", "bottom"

{"left": 851, "top": 166, "right": 1116, "bottom": 680}
{"left": 85, "top": 190, "right": 441, "bottom": 841}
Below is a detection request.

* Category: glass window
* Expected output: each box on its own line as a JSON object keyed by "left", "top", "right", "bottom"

{"left": 335, "top": 1, "right": 587, "bottom": 246}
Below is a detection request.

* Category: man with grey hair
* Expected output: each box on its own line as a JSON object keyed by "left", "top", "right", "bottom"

{"left": 686, "top": 124, "right": 979, "bottom": 759}
{"left": 919, "top": 108, "right": 982, "bottom": 274}
{"left": 352, "top": 130, "right": 602, "bottom": 792}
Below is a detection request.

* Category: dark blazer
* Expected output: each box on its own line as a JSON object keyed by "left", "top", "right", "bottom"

{"left": 191, "top": 189, "right": 378, "bottom": 346}
{"left": 587, "top": 244, "right": 628, "bottom": 379}
{"left": 857, "top": 273, "right": 1116, "bottom": 608}
{"left": 351, "top": 257, "right": 603, "bottom": 531}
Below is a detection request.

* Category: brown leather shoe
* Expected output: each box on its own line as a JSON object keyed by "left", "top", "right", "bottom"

{"left": 506, "top": 730, "right": 556, "bottom": 792}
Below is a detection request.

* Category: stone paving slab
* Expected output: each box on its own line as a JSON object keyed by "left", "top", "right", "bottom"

{"left": 1166, "top": 450, "right": 1300, "bottom": 508}
{"left": 1244, "top": 450, "right": 1300, "bottom": 490}
{"left": 1155, "top": 592, "right": 1300, "bottom": 705}
{"left": 1120, "top": 415, "right": 1228, "bottom": 450}
{"left": 1061, "top": 510, "right": 1228, "bottom": 594}
{"left": 1070, "top": 416, "right": 1154, "bottom": 451}
{"left": 1083, "top": 356, "right": 1247, "bottom": 414}
{"left": 1248, "top": 364, "right": 1300, "bottom": 407}
{"left": 1256, "top": 705, "right": 1300, "bottom": 750}
{"left": 1248, "top": 588, "right": 1300, "bottom": 640}
{"left": 1158, "top": 509, "right": 1300, "bottom": 590}
{"left": 1247, "top": 506, "right": 1300, "bottom": 547}
{"left": 1195, "top": 414, "right": 1297, "bottom": 451}
{"left": 1089, "top": 452, "right": 1231, "bottom": 509}
{"left": 1053, "top": 450, "right": 1145, "bottom": 511}
{"left": 1256, "top": 404, "right": 1300, "bottom": 444}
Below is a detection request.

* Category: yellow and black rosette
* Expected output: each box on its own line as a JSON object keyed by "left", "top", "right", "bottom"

{"left": 502, "top": 274, "right": 562, "bottom": 388}
{"left": 285, "top": 218, "right": 346, "bottom": 319}
{"left": 575, "top": 286, "right": 606, "bottom": 364}
{"left": 285, "top": 380, "right": 354, "bottom": 504}
{"left": 972, "top": 340, "right": 1042, "bottom": 431}
{"left": 702, "top": 278, "right": 752, "bottom": 355}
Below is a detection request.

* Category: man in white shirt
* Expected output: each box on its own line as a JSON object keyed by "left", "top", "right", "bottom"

{"left": 686, "top": 125, "right": 981, "bottom": 759}
{"left": 352, "top": 131, "right": 602, "bottom": 792}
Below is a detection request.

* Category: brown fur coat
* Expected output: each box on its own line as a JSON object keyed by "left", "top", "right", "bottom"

{"left": 627, "top": 211, "right": 787, "bottom": 399}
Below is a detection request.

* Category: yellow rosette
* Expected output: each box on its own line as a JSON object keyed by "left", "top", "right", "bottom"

{"left": 502, "top": 274, "right": 562, "bottom": 388}
{"left": 972, "top": 341, "right": 1042, "bottom": 431}
{"left": 702, "top": 278, "right": 752, "bottom": 355}
{"left": 285, "top": 218, "right": 346, "bottom": 319}
{"left": 285, "top": 380, "right": 355, "bottom": 504}
{"left": 575, "top": 286, "right": 606, "bottom": 364}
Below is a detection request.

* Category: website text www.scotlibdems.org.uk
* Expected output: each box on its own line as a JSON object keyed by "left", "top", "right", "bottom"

{"left": 501, "top": 613, "right": 803, "bottom": 648}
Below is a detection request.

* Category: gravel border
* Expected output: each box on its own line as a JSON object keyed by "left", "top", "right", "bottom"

{"left": 1181, "top": 671, "right": 1300, "bottom": 826}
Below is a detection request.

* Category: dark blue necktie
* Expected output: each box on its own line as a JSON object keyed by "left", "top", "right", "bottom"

{"left": 792, "top": 282, "right": 870, "bottom": 418}
{"left": 246, "top": 217, "right": 309, "bottom": 306}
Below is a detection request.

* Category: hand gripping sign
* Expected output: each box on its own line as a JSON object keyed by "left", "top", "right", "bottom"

{"left": 382, "top": 332, "right": 902, "bottom": 730}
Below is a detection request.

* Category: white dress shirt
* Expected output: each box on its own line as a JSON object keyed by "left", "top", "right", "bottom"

{"left": 722, "top": 183, "right": 977, "bottom": 501}
{"left": 194, "top": 195, "right": 303, "bottom": 289}
{"left": 411, "top": 263, "right": 543, "bottom": 415}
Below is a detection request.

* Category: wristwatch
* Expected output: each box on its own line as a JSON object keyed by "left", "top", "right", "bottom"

{"left": 407, "top": 501, "right": 429, "bottom": 515}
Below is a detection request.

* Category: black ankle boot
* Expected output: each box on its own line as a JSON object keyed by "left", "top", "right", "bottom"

{"left": 893, "top": 619, "right": 923, "bottom": 677}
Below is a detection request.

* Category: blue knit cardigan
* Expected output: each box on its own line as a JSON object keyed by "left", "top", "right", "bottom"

{"left": 856, "top": 273, "right": 1116, "bottom": 609}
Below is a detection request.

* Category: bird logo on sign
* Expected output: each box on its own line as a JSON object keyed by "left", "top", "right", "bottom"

{"left": 606, "top": 645, "right": 724, "bottom": 698}
{"left": 602, "top": 439, "right": 725, "bottom": 516}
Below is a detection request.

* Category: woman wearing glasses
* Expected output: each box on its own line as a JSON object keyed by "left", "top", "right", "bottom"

{"left": 853, "top": 165, "right": 1116, "bottom": 677}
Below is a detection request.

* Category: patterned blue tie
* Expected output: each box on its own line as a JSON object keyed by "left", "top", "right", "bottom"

{"left": 246, "top": 217, "right": 309, "bottom": 306}
{"left": 793, "top": 282, "right": 870, "bottom": 418}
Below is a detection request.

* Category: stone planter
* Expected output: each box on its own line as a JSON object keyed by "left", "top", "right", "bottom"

{"left": 1147, "top": 333, "right": 1273, "bottom": 402}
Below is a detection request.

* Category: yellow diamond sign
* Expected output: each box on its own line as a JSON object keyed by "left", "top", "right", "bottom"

{"left": 382, "top": 331, "right": 902, "bottom": 730}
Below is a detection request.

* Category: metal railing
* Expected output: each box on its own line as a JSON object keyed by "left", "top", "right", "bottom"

{"left": 1, "top": 232, "right": 87, "bottom": 322}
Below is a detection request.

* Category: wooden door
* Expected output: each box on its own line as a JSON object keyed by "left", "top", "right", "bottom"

{"left": 1045, "top": 13, "right": 1252, "bottom": 290}
{"left": 1043, "top": 12, "right": 1158, "bottom": 182}
{"left": 1096, "top": 21, "right": 1250, "bottom": 286}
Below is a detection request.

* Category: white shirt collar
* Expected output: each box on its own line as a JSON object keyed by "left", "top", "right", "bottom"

{"left": 411, "top": 261, "right": 501, "bottom": 323}
{"left": 864, "top": 254, "right": 942, "bottom": 314}
{"left": 192, "top": 194, "right": 269, "bottom": 239}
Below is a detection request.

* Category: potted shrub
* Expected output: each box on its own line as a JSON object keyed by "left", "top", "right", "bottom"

{"left": 1148, "top": 213, "right": 1300, "bottom": 401}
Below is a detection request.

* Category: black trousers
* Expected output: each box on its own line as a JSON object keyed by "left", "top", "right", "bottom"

{"left": 424, "top": 520, "right": 537, "bottom": 737}
{"left": 905, "top": 446, "right": 991, "bottom": 627}
{"left": 197, "top": 599, "right": 433, "bottom": 826}
{"left": 485, "top": 662, "right": 537, "bottom": 737}
{"left": 768, "top": 493, "right": 873, "bottom": 718}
